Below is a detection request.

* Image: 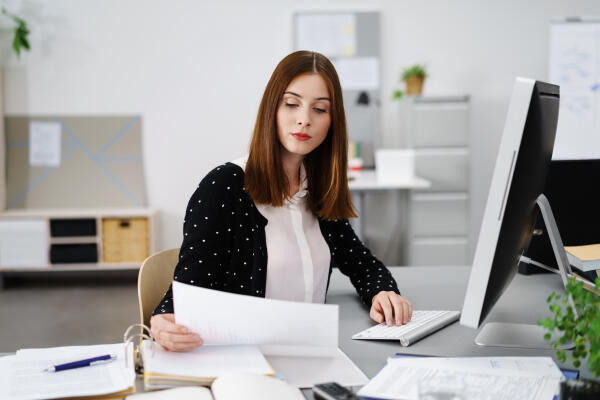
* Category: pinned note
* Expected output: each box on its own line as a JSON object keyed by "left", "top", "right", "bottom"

{"left": 29, "top": 121, "right": 62, "bottom": 167}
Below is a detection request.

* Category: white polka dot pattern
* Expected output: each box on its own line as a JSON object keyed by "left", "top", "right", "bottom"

{"left": 153, "top": 163, "right": 400, "bottom": 316}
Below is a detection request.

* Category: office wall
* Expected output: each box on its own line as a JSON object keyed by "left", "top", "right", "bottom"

{"left": 2, "top": 0, "right": 598, "bottom": 262}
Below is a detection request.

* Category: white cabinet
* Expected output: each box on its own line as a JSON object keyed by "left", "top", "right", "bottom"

{"left": 0, "top": 208, "right": 158, "bottom": 277}
{"left": 403, "top": 96, "right": 471, "bottom": 265}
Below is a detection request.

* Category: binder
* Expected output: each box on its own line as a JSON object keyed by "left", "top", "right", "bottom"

{"left": 123, "top": 324, "right": 275, "bottom": 390}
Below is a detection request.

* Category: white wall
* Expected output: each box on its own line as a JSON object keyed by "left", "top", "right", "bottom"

{"left": 3, "top": 0, "right": 599, "bottom": 259}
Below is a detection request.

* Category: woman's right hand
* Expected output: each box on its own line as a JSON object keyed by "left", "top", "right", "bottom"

{"left": 150, "top": 313, "right": 203, "bottom": 351}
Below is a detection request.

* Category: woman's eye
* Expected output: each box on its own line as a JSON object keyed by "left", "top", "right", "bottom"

{"left": 314, "top": 108, "right": 327, "bottom": 113}
{"left": 285, "top": 103, "right": 299, "bottom": 108}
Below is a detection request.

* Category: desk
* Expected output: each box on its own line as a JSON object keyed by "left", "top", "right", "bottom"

{"left": 2, "top": 266, "right": 579, "bottom": 399}
{"left": 348, "top": 171, "right": 430, "bottom": 263}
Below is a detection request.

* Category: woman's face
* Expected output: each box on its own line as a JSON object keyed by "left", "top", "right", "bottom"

{"left": 276, "top": 73, "right": 331, "bottom": 157}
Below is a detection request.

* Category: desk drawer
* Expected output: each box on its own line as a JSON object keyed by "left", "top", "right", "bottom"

{"left": 411, "top": 103, "right": 469, "bottom": 147}
{"left": 409, "top": 237, "right": 469, "bottom": 266}
{"left": 410, "top": 193, "right": 468, "bottom": 236}
{"left": 415, "top": 149, "right": 469, "bottom": 191}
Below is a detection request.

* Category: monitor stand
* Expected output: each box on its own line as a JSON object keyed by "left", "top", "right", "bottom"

{"left": 475, "top": 194, "right": 575, "bottom": 349}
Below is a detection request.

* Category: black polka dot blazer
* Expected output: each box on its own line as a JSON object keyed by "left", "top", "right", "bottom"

{"left": 153, "top": 162, "right": 400, "bottom": 315}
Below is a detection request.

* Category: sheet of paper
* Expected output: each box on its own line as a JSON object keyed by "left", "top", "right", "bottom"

{"left": 0, "top": 219, "right": 47, "bottom": 268}
{"left": 2, "top": 343, "right": 134, "bottom": 400}
{"left": 359, "top": 357, "right": 561, "bottom": 400}
{"left": 334, "top": 57, "right": 380, "bottom": 90}
{"left": 143, "top": 341, "right": 274, "bottom": 378}
{"left": 29, "top": 121, "right": 62, "bottom": 167}
{"left": 295, "top": 14, "right": 356, "bottom": 57}
{"left": 173, "top": 281, "right": 338, "bottom": 347}
{"left": 260, "top": 345, "right": 368, "bottom": 388}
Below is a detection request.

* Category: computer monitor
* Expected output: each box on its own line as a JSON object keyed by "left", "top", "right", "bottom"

{"left": 460, "top": 77, "right": 562, "bottom": 348}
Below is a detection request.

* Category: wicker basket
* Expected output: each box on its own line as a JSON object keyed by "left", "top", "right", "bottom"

{"left": 102, "top": 217, "right": 149, "bottom": 263}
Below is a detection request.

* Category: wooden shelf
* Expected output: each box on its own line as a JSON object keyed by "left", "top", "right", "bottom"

{"left": 0, "top": 263, "right": 142, "bottom": 272}
{"left": 49, "top": 237, "right": 99, "bottom": 244}
{"left": 0, "top": 208, "right": 158, "bottom": 277}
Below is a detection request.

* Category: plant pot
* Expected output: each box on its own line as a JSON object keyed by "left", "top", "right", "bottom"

{"left": 405, "top": 76, "right": 424, "bottom": 95}
{"left": 560, "top": 379, "right": 600, "bottom": 399}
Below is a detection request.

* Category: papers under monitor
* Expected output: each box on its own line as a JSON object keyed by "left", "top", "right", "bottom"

{"left": 358, "top": 356, "right": 562, "bottom": 400}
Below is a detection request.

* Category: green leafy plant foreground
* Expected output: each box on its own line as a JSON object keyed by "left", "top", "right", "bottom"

{"left": 1, "top": 7, "right": 30, "bottom": 58}
{"left": 539, "top": 276, "right": 600, "bottom": 377}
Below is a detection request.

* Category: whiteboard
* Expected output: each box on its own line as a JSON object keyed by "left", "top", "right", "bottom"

{"left": 549, "top": 20, "right": 600, "bottom": 160}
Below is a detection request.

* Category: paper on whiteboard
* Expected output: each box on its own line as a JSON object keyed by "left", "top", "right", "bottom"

{"left": 549, "top": 22, "right": 600, "bottom": 160}
{"left": 173, "top": 281, "right": 338, "bottom": 347}
{"left": 334, "top": 57, "right": 379, "bottom": 90}
{"left": 295, "top": 14, "right": 356, "bottom": 57}
{"left": 29, "top": 121, "right": 62, "bottom": 167}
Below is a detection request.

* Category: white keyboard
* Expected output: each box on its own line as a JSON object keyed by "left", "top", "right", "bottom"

{"left": 352, "top": 310, "right": 460, "bottom": 346}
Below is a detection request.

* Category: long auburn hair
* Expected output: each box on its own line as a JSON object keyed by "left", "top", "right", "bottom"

{"left": 244, "top": 51, "right": 356, "bottom": 220}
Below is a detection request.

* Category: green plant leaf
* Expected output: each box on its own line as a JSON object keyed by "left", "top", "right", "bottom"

{"left": 2, "top": 7, "right": 31, "bottom": 58}
{"left": 392, "top": 90, "right": 404, "bottom": 100}
{"left": 401, "top": 64, "right": 427, "bottom": 81}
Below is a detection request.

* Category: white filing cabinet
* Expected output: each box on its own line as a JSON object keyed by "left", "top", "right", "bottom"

{"left": 402, "top": 96, "right": 470, "bottom": 265}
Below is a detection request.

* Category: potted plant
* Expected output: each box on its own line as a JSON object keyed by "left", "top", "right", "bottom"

{"left": 401, "top": 64, "right": 427, "bottom": 95}
{"left": 1, "top": 7, "right": 31, "bottom": 58}
{"left": 539, "top": 276, "right": 600, "bottom": 399}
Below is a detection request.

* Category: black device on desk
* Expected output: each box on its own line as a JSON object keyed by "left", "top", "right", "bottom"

{"left": 313, "top": 382, "right": 362, "bottom": 400}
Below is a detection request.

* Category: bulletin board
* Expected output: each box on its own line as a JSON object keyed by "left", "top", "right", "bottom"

{"left": 293, "top": 11, "right": 381, "bottom": 167}
{"left": 5, "top": 116, "right": 147, "bottom": 209}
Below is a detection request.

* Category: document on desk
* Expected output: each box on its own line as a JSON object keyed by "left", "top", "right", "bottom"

{"left": 0, "top": 342, "right": 135, "bottom": 400}
{"left": 172, "top": 281, "right": 368, "bottom": 388}
{"left": 358, "top": 356, "right": 562, "bottom": 400}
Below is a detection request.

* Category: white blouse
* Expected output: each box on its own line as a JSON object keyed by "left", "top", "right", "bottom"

{"left": 232, "top": 157, "right": 331, "bottom": 303}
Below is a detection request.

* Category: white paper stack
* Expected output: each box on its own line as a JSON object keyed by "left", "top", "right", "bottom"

{"left": 358, "top": 356, "right": 563, "bottom": 400}
{"left": 0, "top": 342, "right": 136, "bottom": 400}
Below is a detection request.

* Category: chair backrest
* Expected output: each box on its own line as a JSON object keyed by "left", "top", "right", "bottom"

{"left": 138, "top": 248, "right": 179, "bottom": 327}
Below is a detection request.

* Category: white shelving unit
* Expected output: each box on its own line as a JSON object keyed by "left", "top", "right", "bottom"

{"left": 0, "top": 208, "right": 158, "bottom": 287}
{"left": 400, "top": 96, "right": 471, "bottom": 265}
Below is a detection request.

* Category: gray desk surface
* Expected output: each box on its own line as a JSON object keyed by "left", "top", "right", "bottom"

{"left": 2, "top": 266, "right": 580, "bottom": 399}
{"left": 329, "top": 265, "right": 571, "bottom": 378}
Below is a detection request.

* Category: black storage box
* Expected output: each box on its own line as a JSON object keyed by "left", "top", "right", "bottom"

{"left": 50, "top": 243, "right": 98, "bottom": 264}
{"left": 50, "top": 219, "right": 97, "bottom": 237}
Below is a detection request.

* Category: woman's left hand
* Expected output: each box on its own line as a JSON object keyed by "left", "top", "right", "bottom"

{"left": 370, "top": 291, "right": 413, "bottom": 326}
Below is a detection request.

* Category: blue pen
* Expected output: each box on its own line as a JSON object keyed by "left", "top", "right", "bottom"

{"left": 44, "top": 354, "right": 117, "bottom": 372}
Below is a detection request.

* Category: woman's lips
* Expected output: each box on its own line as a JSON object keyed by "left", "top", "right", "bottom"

{"left": 292, "top": 132, "right": 311, "bottom": 141}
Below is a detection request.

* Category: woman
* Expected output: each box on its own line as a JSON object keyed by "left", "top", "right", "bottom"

{"left": 151, "top": 51, "right": 412, "bottom": 351}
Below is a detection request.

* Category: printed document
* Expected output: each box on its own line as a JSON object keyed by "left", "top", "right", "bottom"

{"left": 173, "top": 281, "right": 338, "bottom": 347}
{"left": 358, "top": 356, "right": 562, "bottom": 400}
